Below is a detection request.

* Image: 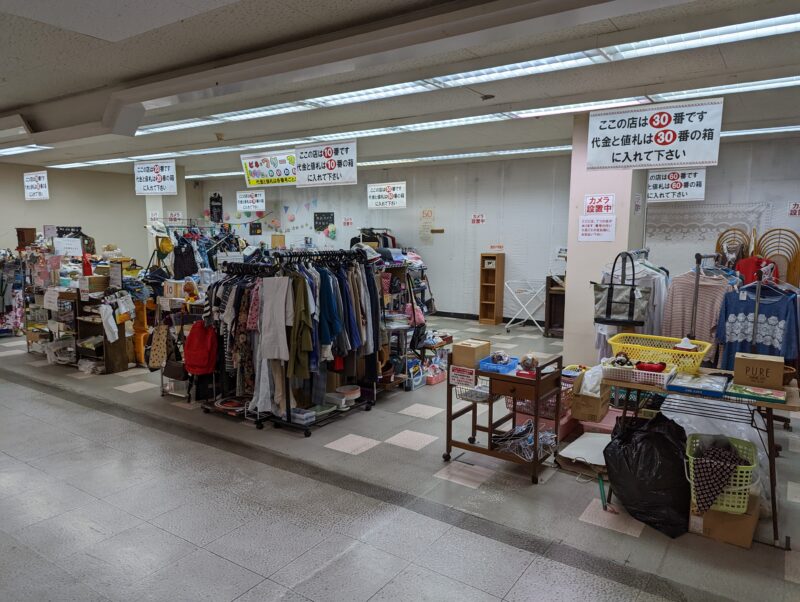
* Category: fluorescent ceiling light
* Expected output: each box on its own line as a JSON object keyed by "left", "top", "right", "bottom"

{"left": 514, "top": 97, "right": 650, "bottom": 118}
{"left": 603, "top": 14, "right": 800, "bottom": 61}
{"left": 179, "top": 146, "right": 242, "bottom": 156}
{"left": 310, "top": 128, "right": 400, "bottom": 141}
{"left": 359, "top": 145, "right": 572, "bottom": 167}
{"left": 133, "top": 14, "right": 800, "bottom": 135}
{"left": 0, "top": 144, "right": 52, "bottom": 156}
{"left": 240, "top": 139, "right": 311, "bottom": 150}
{"left": 136, "top": 118, "right": 223, "bottom": 135}
{"left": 721, "top": 125, "right": 800, "bottom": 137}
{"left": 398, "top": 114, "right": 512, "bottom": 132}
{"left": 185, "top": 171, "right": 243, "bottom": 179}
{"left": 648, "top": 75, "right": 800, "bottom": 101}
{"left": 211, "top": 103, "right": 311, "bottom": 122}
{"left": 130, "top": 152, "right": 182, "bottom": 160}
{"left": 84, "top": 158, "right": 133, "bottom": 165}
{"left": 50, "top": 162, "right": 93, "bottom": 168}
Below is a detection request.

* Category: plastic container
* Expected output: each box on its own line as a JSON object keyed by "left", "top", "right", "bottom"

{"left": 601, "top": 363, "right": 676, "bottom": 388}
{"left": 608, "top": 333, "right": 711, "bottom": 374}
{"left": 686, "top": 435, "right": 756, "bottom": 515}
{"left": 479, "top": 356, "right": 519, "bottom": 374}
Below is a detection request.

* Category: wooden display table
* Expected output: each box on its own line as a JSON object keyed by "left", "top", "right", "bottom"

{"left": 602, "top": 368, "right": 798, "bottom": 549}
{"left": 444, "top": 355, "right": 563, "bottom": 483}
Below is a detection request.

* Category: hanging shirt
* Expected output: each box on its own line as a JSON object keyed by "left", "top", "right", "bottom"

{"left": 662, "top": 272, "right": 731, "bottom": 347}
{"left": 717, "top": 290, "right": 798, "bottom": 370}
{"left": 735, "top": 256, "right": 779, "bottom": 285}
{"left": 259, "top": 276, "right": 294, "bottom": 361}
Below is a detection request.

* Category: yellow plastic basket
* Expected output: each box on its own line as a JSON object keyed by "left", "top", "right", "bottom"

{"left": 686, "top": 435, "right": 756, "bottom": 515}
{"left": 607, "top": 333, "right": 711, "bottom": 374}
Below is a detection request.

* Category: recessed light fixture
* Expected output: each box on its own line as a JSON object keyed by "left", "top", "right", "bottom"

{"left": 721, "top": 124, "right": 800, "bottom": 137}
{"left": 648, "top": 75, "right": 800, "bottom": 102}
{"left": 185, "top": 171, "right": 244, "bottom": 179}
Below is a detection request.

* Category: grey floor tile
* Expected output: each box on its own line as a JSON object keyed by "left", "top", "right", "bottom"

{"left": 29, "top": 441, "right": 128, "bottom": 479}
{"left": 60, "top": 412, "right": 144, "bottom": 444}
{"left": 207, "top": 518, "right": 328, "bottom": 577}
{"left": 0, "top": 532, "right": 109, "bottom": 602}
{"left": 234, "top": 578, "right": 310, "bottom": 601}
{"left": 14, "top": 498, "right": 141, "bottom": 561}
{"left": 57, "top": 522, "right": 197, "bottom": 601}
{"left": 151, "top": 494, "right": 268, "bottom": 547}
{"left": 505, "top": 556, "right": 641, "bottom": 602}
{"left": 340, "top": 504, "right": 451, "bottom": 561}
{"left": 103, "top": 473, "right": 207, "bottom": 520}
{"left": 271, "top": 533, "right": 408, "bottom": 602}
{"left": 273, "top": 486, "right": 385, "bottom": 534}
{"left": 0, "top": 424, "right": 95, "bottom": 462}
{"left": 0, "top": 480, "right": 96, "bottom": 533}
{"left": 132, "top": 548, "right": 263, "bottom": 602}
{"left": 0, "top": 459, "right": 59, "bottom": 499}
{"left": 371, "top": 563, "right": 500, "bottom": 601}
{"left": 63, "top": 456, "right": 174, "bottom": 498}
{"left": 414, "top": 527, "right": 533, "bottom": 598}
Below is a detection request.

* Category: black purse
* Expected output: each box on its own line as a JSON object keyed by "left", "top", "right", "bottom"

{"left": 162, "top": 314, "right": 188, "bottom": 381}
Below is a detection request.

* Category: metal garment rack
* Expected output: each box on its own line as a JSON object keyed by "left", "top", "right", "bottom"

{"left": 217, "top": 250, "right": 373, "bottom": 436}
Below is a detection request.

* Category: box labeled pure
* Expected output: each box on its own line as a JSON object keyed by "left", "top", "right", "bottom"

{"left": 733, "top": 353, "right": 784, "bottom": 389}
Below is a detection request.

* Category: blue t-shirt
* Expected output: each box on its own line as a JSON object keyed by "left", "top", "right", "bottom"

{"left": 717, "top": 290, "right": 798, "bottom": 370}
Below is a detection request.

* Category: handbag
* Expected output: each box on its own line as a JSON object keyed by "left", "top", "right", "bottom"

{"left": 592, "top": 252, "right": 652, "bottom": 327}
{"left": 162, "top": 314, "right": 188, "bottom": 381}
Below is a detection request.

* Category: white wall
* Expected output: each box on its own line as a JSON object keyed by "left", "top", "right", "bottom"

{"left": 645, "top": 137, "right": 800, "bottom": 277}
{"left": 201, "top": 156, "right": 571, "bottom": 316}
{"left": 0, "top": 163, "right": 165, "bottom": 261}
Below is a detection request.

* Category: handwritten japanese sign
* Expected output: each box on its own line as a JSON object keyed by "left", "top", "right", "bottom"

{"left": 578, "top": 215, "right": 616, "bottom": 242}
{"left": 240, "top": 151, "right": 296, "bottom": 187}
{"left": 23, "top": 171, "right": 49, "bottom": 200}
{"left": 236, "top": 190, "right": 266, "bottom": 212}
{"left": 790, "top": 202, "right": 800, "bottom": 217}
{"left": 583, "top": 194, "right": 615, "bottom": 215}
{"left": 587, "top": 98, "right": 723, "bottom": 170}
{"left": 470, "top": 213, "right": 486, "bottom": 225}
{"left": 134, "top": 160, "right": 177, "bottom": 195}
{"left": 367, "top": 181, "right": 406, "bottom": 209}
{"left": 296, "top": 141, "right": 357, "bottom": 187}
{"left": 647, "top": 169, "right": 706, "bottom": 202}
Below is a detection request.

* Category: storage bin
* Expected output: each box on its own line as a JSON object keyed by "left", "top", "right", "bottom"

{"left": 686, "top": 435, "right": 757, "bottom": 515}
{"left": 608, "top": 333, "right": 711, "bottom": 374}
{"left": 479, "top": 356, "right": 519, "bottom": 374}
{"left": 601, "top": 363, "right": 676, "bottom": 388}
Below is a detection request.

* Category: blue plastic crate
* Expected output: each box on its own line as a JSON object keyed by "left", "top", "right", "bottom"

{"left": 479, "top": 356, "right": 519, "bottom": 374}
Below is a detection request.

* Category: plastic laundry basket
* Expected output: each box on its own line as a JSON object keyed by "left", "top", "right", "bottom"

{"left": 686, "top": 434, "right": 757, "bottom": 515}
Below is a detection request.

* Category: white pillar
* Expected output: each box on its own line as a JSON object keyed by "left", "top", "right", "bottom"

{"left": 563, "top": 114, "right": 646, "bottom": 365}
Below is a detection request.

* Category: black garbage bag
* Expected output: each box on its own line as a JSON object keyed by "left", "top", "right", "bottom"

{"left": 603, "top": 413, "right": 690, "bottom": 538}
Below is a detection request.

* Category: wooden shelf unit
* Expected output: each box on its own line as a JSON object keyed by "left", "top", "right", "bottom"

{"left": 479, "top": 253, "right": 505, "bottom": 325}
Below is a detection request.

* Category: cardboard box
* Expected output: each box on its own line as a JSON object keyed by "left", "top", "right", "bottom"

{"left": 689, "top": 495, "right": 759, "bottom": 549}
{"left": 734, "top": 353, "right": 784, "bottom": 389}
{"left": 452, "top": 339, "right": 491, "bottom": 368}
{"left": 86, "top": 275, "right": 109, "bottom": 292}
{"left": 570, "top": 389, "right": 610, "bottom": 423}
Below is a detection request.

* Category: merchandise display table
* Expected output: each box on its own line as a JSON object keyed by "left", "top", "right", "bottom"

{"left": 602, "top": 369, "right": 799, "bottom": 548}
{"left": 443, "top": 355, "right": 563, "bottom": 483}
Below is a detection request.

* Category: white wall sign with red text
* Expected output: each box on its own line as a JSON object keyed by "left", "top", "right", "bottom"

{"left": 587, "top": 98, "right": 723, "bottom": 170}
{"left": 296, "top": 141, "right": 357, "bottom": 187}
{"left": 23, "top": 171, "right": 49, "bottom": 200}
{"left": 583, "top": 193, "right": 615, "bottom": 214}
{"left": 578, "top": 215, "right": 616, "bottom": 242}
{"left": 367, "top": 181, "right": 406, "bottom": 209}
{"left": 647, "top": 169, "right": 706, "bottom": 202}
{"left": 134, "top": 160, "right": 178, "bottom": 195}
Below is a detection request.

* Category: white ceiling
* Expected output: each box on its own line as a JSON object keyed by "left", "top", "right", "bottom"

{"left": 1, "top": 0, "right": 800, "bottom": 176}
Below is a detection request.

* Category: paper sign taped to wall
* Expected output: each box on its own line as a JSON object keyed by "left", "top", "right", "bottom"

{"left": 43, "top": 288, "right": 60, "bottom": 312}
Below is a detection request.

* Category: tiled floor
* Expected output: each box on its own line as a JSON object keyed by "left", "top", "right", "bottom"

{"left": 0, "top": 316, "right": 798, "bottom": 601}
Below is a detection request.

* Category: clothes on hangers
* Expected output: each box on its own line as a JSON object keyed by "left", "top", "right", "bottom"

{"left": 735, "top": 256, "right": 779, "bottom": 284}
{"left": 662, "top": 271, "right": 732, "bottom": 345}
{"left": 716, "top": 287, "right": 798, "bottom": 370}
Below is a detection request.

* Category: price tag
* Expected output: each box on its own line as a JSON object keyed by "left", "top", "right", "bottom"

{"left": 78, "top": 277, "right": 90, "bottom": 301}
{"left": 739, "top": 290, "right": 747, "bottom": 301}
{"left": 43, "top": 288, "right": 60, "bottom": 312}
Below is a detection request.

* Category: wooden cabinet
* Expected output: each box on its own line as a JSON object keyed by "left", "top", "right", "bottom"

{"left": 544, "top": 275, "right": 565, "bottom": 338}
{"left": 479, "top": 253, "right": 505, "bottom": 325}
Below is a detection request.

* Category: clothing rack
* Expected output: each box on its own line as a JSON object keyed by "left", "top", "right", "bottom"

{"left": 688, "top": 253, "right": 721, "bottom": 339}
{"left": 627, "top": 247, "right": 650, "bottom": 259}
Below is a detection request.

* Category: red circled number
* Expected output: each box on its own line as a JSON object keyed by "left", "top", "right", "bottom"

{"left": 649, "top": 112, "right": 672, "bottom": 128}
{"left": 654, "top": 130, "right": 677, "bottom": 146}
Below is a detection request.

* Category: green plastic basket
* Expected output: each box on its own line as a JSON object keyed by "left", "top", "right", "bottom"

{"left": 686, "top": 434, "right": 756, "bottom": 515}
